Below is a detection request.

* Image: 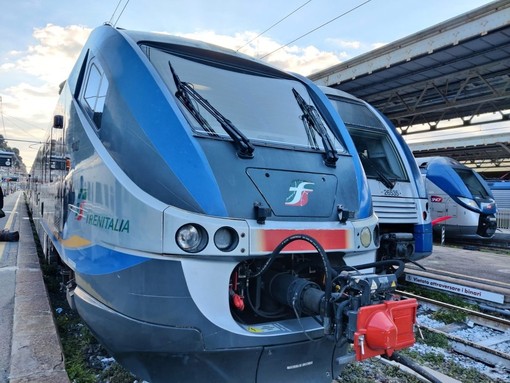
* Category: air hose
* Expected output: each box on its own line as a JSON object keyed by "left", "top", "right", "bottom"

{"left": 336, "top": 259, "right": 406, "bottom": 278}
{"left": 249, "top": 233, "right": 335, "bottom": 332}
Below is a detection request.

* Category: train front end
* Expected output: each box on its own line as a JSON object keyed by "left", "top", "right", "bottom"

{"left": 418, "top": 157, "right": 497, "bottom": 238}
{"left": 321, "top": 87, "right": 432, "bottom": 263}
{"left": 45, "top": 26, "right": 418, "bottom": 382}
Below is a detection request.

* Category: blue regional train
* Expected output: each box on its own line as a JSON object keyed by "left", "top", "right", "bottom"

{"left": 27, "top": 25, "right": 417, "bottom": 382}
{"left": 416, "top": 156, "right": 497, "bottom": 239}
{"left": 321, "top": 87, "right": 432, "bottom": 262}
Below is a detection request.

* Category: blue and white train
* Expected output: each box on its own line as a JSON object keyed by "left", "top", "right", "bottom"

{"left": 416, "top": 156, "right": 497, "bottom": 239}
{"left": 320, "top": 87, "right": 432, "bottom": 263}
{"left": 27, "top": 25, "right": 417, "bottom": 382}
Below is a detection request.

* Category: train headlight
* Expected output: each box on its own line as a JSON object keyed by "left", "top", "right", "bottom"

{"left": 214, "top": 227, "right": 239, "bottom": 252}
{"left": 457, "top": 197, "right": 479, "bottom": 210}
{"left": 360, "top": 227, "right": 372, "bottom": 248}
{"left": 176, "top": 224, "right": 208, "bottom": 253}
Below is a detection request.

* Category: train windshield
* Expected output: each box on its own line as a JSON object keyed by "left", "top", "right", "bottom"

{"left": 140, "top": 44, "right": 345, "bottom": 154}
{"left": 454, "top": 168, "right": 490, "bottom": 199}
{"left": 327, "top": 96, "right": 407, "bottom": 183}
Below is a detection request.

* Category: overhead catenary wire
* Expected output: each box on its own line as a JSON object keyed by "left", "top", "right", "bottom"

{"left": 109, "top": 0, "right": 131, "bottom": 27}
{"left": 108, "top": 0, "right": 122, "bottom": 24}
{"left": 237, "top": 0, "right": 313, "bottom": 52}
{"left": 260, "top": 0, "right": 373, "bottom": 59}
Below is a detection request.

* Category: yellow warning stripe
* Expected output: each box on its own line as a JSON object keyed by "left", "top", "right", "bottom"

{"left": 59, "top": 235, "right": 91, "bottom": 248}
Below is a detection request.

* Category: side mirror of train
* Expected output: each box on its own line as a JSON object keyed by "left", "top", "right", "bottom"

{"left": 53, "top": 114, "right": 64, "bottom": 129}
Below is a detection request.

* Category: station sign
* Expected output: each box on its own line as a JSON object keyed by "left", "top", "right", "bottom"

{"left": 2, "top": 176, "right": 18, "bottom": 182}
{"left": 50, "top": 156, "right": 67, "bottom": 170}
{"left": 0, "top": 153, "right": 14, "bottom": 167}
{"left": 405, "top": 273, "right": 504, "bottom": 304}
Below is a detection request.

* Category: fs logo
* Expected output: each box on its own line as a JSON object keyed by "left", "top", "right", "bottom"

{"left": 431, "top": 195, "right": 443, "bottom": 203}
{"left": 285, "top": 180, "right": 314, "bottom": 207}
{"left": 75, "top": 188, "right": 87, "bottom": 221}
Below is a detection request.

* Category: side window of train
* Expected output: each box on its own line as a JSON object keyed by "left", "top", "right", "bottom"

{"left": 81, "top": 61, "right": 109, "bottom": 129}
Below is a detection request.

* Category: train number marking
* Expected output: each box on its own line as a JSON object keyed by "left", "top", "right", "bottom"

{"left": 383, "top": 189, "right": 401, "bottom": 197}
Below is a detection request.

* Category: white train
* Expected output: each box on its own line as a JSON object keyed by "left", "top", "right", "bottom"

{"left": 27, "top": 25, "right": 417, "bottom": 382}
{"left": 321, "top": 87, "right": 432, "bottom": 262}
{"left": 416, "top": 156, "right": 497, "bottom": 239}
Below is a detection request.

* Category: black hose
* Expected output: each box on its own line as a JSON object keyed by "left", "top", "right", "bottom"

{"left": 249, "top": 233, "right": 334, "bottom": 330}
{"left": 388, "top": 352, "right": 442, "bottom": 383}
{"left": 336, "top": 259, "right": 405, "bottom": 278}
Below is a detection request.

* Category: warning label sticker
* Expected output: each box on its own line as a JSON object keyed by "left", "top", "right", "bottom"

{"left": 245, "top": 323, "right": 290, "bottom": 333}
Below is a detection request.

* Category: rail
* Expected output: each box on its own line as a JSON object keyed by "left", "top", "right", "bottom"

{"left": 398, "top": 290, "right": 510, "bottom": 373}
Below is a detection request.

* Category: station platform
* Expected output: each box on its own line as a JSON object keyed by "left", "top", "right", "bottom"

{"left": 0, "top": 191, "right": 69, "bottom": 383}
{"left": 405, "top": 239, "right": 510, "bottom": 307}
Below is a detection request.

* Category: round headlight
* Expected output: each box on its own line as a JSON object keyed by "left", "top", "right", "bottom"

{"left": 176, "top": 224, "right": 208, "bottom": 253}
{"left": 360, "top": 227, "right": 372, "bottom": 248}
{"left": 214, "top": 227, "right": 239, "bottom": 252}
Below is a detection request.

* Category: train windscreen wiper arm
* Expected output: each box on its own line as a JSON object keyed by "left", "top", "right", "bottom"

{"left": 292, "top": 88, "right": 338, "bottom": 167}
{"left": 169, "top": 62, "right": 217, "bottom": 137}
{"left": 169, "top": 62, "right": 254, "bottom": 159}
{"left": 360, "top": 153, "right": 396, "bottom": 189}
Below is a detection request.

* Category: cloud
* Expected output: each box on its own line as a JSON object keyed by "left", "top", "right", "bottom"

{"left": 14, "top": 24, "right": 91, "bottom": 84}
{"left": 326, "top": 38, "right": 361, "bottom": 50}
{"left": 0, "top": 24, "right": 91, "bottom": 112}
{"left": 0, "top": 24, "right": 90, "bottom": 167}
{"left": 175, "top": 30, "right": 344, "bottom": 76}
{"left": 371, "top": 42, "right": 387, "bottom": 50}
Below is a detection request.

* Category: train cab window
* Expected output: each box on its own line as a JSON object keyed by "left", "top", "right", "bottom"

{"left": 454, "top": 168, "right": 490, "bottom": 200}
{"left": 81, "top": 62, "right": 109, "bottom": 129}
{"left": 139, "top": 44, "right": 346, "bottom": 155}
{"left": 327, "top": 97, "right": 407, "bottom": 182}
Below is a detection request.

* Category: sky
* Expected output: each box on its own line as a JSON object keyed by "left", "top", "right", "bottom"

{"left": 0, "top": 0, "right": 496, "bottom": 171}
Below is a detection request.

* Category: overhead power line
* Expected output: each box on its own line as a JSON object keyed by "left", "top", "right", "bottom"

{"left": 237, "top": 1, "right": 313, "bottom": 52}
{"left": 260, "top": 0, "right": 373, "bottom": 59}
{"left": 108, "top": 0, "right": 131, "bottom": 26}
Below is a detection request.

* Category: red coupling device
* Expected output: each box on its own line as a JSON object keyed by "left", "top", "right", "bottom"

{"left": 353, "top": 299, "right": 417, "bottom": 361}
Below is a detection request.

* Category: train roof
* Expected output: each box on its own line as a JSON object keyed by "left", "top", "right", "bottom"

{"left": 120, "top": 28, "right": 241, "bottom": 56}
{"left": 114, "top": 26, "right": 294, "bottom": 79}
{"left": 318, "top": 86, "right": 361, "bottom": 103}
{"left": 415, "top": 156, "right": 464, "bottom": 169}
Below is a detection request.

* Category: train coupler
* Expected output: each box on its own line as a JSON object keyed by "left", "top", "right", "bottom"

{"left": 379, "top": 232, "right": 415, "bottom": 261}
{"left": 349, "top": 298, "right": 417, "bottom": 361}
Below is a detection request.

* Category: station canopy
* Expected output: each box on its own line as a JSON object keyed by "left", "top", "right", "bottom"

{"left": 309, "top": 0, "right": 510, "bottom": 175}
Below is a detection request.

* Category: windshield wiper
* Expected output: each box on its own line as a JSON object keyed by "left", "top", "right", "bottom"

{"left": 360, "top": 153, "right": 396, "bottom": 189}
{"left": 169, "top": 62, "right": 254, "bottom": 159}
{"left": 292, "top": 88, "right": 338, "bottom": 167}
{"left": 169, "top": 62, "right": 216, "bottom": 136}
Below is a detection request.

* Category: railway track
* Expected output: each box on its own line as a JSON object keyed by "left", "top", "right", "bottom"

{"left": 399, "top": 290, "right": 510, "bottom": 380}
{"left": 443, "top": 235, "right": 510, "bottom": 252}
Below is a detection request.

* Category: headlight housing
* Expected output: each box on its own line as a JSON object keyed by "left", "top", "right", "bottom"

{"left": 176, "top": 224, "right": 208, "bottom": 253}
{"left": 214, "top": 227, "right": 239, "bottom": 252}
{"left": 360, "top": 226, "right": 372, "bottom": 248}
{"left": 457, "top": 196, "right": 479, "bottom": 210}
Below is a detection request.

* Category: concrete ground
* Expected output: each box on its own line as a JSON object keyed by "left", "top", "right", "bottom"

{"left": 0, "top": 191, "right": 69, "bottom": 383}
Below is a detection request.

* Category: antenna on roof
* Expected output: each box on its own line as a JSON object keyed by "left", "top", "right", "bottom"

{"left": 108, "top": 0, "right": 131, "bottom": 27}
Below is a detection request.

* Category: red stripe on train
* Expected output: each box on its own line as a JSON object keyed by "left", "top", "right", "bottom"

{"left": 256, "top": 229, "right": 351, "bottom": 252}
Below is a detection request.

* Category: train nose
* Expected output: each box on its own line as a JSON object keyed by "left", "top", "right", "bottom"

{"left": 477, "top": 214, "right": 497, "bottom": 238}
